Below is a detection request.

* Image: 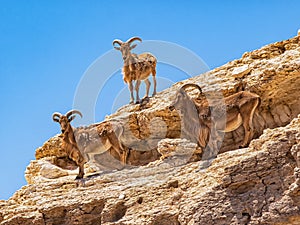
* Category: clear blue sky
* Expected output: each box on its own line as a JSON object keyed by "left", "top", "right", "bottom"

{"left": 1, "top": 0, "right": 300, "bottom": 200}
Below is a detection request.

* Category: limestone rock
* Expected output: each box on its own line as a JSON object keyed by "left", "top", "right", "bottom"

{"left": 1, "top": 34, "right": 300, "bottom": 224}
{"left": 35, "top": 135, "right": 66, "bottom": 160}
{"left": 1, "top": 115, "right": 299, "bottom": 224}
{"left": 231, "top": 64, "right": 251, "bottom": 78}
{"left": 157, "top": 138, "right": 202, "bottom": 164}
{"left": 25, "top": 158, "right": 69, "bottom": 184}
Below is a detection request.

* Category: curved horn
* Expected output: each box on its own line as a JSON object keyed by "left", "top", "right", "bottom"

{"left": 66, "top": 110, "right": 83, "bottom": 120}
{"left": 180, "top": 83, "right": 202, "bottom": 94}
{"left": 52, "top": 112, "right": 62, "bottom": 122}
{"left": 112, "top": 39, "right": 123, "bottom": 47}
{"left": 126, "top": 36, "right": 142, "bottom": 45}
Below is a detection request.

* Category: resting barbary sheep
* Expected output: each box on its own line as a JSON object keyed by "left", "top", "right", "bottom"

{"left": 82, "top": 121, "right": 129, "bottom": 166}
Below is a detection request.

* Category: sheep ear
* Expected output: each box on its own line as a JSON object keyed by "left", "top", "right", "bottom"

{"left": 68, "top": 115, "right": 76, "bottom": 122}
{"left": 130, "top": 44, "right": 137, "bottom": 50}
{"left": 114, "top": 46, "right": 121, "bottom": 50}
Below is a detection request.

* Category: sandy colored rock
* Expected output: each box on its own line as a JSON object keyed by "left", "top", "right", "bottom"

{"left": 35, "top": 134, "right": 67, "bottom": 160}
{"left": 157, "top": 138, "right": 202, "bottom": 164}
{"left": 25, "top": 158, "right": 70, "bottom": 184}
{"left": 231, "top": 64, "right": 251, "bottom": 78}
{"left": 1, "top": 115, "right": 299, "bottom": 224}
{"left": 1, "top": 35, "right": 300, "bottom": 225}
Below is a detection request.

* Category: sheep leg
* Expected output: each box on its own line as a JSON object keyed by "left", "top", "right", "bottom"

{"left": 69, "top": 147, "right": 85, "bottom": 179}
{"left": 128, "top": 81, "right": 134, "bottom": 104}
{"left": 124, "top": 149, "right": 129, "bottom": 164}
{"left": 107, "top": 126, "right": 128, "bottom": 166}
{"left": 76, "top": 162, "right": 85, "bottom": 179}
{"left": 240, "top": 99, "right": 259, "bottom": 147}
{"left": 240, "top": 108, "right": 253, "bottom": 147}
{"left": 87, "top": 152, "right": 97, "bottom": 164}
{"left": 152, "top": 69, "right": 157, "bottom": 96}
{"left": 210, "top": 128, "right": 221, "bottom": 155}
{"left": 86, "top": 152, "right": 101, "bottom": 172}
{"left": 241, "top": 121, "right": 251, "bottom": 148}
{"left": 198, "top": 126, "right": 215, "bottom": 160}
{"left": 135, "top": 80, "right": 141, "bottom": 104}
{"left": 144, "top": 79, "right": 151, "bottom": 99}
{"left": 122, "top": 147, "right": 130, "bottom": 165}
{"left": 119, "top": 148, "right": 128, "bottom": 165}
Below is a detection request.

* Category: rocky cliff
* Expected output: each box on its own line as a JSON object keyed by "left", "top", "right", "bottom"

{"left": 1, "top": 34, "right": 300, "bottom": 225}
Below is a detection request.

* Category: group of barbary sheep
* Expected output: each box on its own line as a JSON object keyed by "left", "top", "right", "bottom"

{"left": 52, "top": 36, "right": 261, "bottom": 179}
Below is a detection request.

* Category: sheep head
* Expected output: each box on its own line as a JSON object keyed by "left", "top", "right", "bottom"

{"left": 169, "top": 83, "right": 203, "bottom": 111}
{"left": 52, "top": 110, "right": 82, "bottom": 133}
{"left": 113, "top": 36, "right": 142, "bottom": 60}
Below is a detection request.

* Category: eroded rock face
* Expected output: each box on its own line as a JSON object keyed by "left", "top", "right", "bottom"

{"left": 157, "top": 138, "right": 202, "bottom": 163}
{"left": 1, "top": 116, "right": 300, "bottom": 225}
{"left": 1, "top": 35, "right": 300, "bottom": 225}
{"left": 187, "top": 116, "right": 300, "bottom": 225}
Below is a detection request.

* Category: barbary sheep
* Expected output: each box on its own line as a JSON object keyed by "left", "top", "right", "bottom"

{"left": 113, "top": 36, "right": 157, "bottom": 104}
{"left": 82, "top": 121, "right": 129, "bottom": 166}
{"left": 52, "top": 110, "right": 86, "bottom": 179}
{"left": 169, "top": 83, "right": 260, "bottom": 156}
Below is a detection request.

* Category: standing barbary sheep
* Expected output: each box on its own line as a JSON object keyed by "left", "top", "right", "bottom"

{"left": 169, "top": 84, "right": 211, "bottom": 150}
{"left": 52, "top": 110, "right": 86, "bottom": 179}
{"left": 113, "top": 36, "right": 157, "bottom": 104}
{"left": 169, "top": 83, "right": 260, "bottom": 156}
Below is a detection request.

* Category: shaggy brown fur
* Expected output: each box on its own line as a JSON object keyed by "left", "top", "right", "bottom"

{"left": 52, "top": 110, "right": 86, "bottom": 179}
{"left": 170, "top": 84, "right": 260, "bottom": 157}
{"left": 113, "top": 36, "right": 157, "bottom": 104}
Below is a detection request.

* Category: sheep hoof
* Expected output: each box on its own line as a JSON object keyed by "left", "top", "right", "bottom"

{"left": 75, "top": 175, "right": 84, "bottom": 180}
{"left": 152, "top": 92, "right": 156, "bottom": 97}
{"left": 140, "top": 97, "right": 150, "bottom": 105}
{"left": 239, "top": 144, "right": 247, "bottom": 148}
{"left": 135, "top": 100, "right": 141, "bottom": 104}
